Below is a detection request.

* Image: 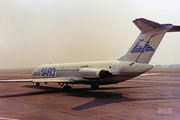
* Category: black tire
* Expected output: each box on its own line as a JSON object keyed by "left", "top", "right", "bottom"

{"left": 36, "top": 82, "right": 40, "bottom": 86}
{"left": 91, "top": 84, "right": 99, "bottom": 90}
{"left": 63, "top": 86, "right": 72, "bottom": 92}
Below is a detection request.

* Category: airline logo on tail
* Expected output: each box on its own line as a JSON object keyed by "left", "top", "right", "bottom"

{"left": 131, "top": 39, "right": 154, "bottom": 53}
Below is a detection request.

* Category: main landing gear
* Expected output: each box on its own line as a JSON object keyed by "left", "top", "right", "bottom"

{"left": 36, "top": 82, "right": 40, "bottom": 86}
{"left": 62, "top": 83, "right": 72, "bottom": 92}
{"left": 91, "top": 84, "right": 99, "bottom": 90}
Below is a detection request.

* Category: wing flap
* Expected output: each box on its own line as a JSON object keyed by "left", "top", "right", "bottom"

{"left": 32, "top": 78, "right": 74, "bottom": 83}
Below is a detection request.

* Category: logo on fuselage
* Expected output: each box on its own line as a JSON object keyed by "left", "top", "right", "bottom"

{"left": 41, "top": 68, "right": 56, "bottom": 77}
{"left": 131, "top": 39, "right": 154, "bottom": 53}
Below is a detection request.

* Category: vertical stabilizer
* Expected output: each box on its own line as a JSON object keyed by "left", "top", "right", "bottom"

{"left": 119, "top": 18, "right": 180, "bottom": 63}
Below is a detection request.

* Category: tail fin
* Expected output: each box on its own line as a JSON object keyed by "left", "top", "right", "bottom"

{"left": 119, "top": 18, "right": 180, "bottom": 63}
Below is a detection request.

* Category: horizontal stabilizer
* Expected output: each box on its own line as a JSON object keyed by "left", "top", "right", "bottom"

{"left": 167, "top": 26, "right": 180, "bottom": 32}
{"left": 133, "top": 18, "right": 163, "bottom": 33}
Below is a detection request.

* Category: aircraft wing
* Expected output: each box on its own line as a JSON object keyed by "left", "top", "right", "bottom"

{"left": 133, "top": 18, "right": 180, "bottom": 33}
{"left": 0, "top": 79, "right": 32, "bottom": 82}
{"left": 0, "top": 77, "right": 74, "bottom": 83}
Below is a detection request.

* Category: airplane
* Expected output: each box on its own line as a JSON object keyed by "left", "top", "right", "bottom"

{"left": 1, "top": 18, "right": 180, "bottom": 92}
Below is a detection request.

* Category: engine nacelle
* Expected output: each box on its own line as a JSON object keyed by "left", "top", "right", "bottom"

{"left": 79, "top": 68, "right": 111, "bottom": 79}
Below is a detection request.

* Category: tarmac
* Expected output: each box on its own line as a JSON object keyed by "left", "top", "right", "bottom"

{"left": 0, "top": 72, "right": 180, "bottom": 120}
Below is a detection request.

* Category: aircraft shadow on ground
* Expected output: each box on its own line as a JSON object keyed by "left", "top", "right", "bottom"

{"left": 0, "top": 85, "right": 170, "bottom": 110}
{"left": 0, "top": 86, "right": 62, "bottom": 98}
{"left": 67, "top": 91, "right": 168, "bottom": 111}
{"left": 0, "top": 85, "right": 147, "bottom": 98}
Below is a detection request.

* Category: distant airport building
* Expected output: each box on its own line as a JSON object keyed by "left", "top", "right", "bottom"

{"left": 155, "top": 64, "right": 180, "bottom": 68}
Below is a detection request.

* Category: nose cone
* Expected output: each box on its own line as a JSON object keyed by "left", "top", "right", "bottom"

{"left": 31, "top": 67, "right": 40, "bottom": 78}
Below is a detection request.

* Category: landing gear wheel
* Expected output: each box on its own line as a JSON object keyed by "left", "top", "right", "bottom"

{"left": 63, "top": 86, "right": 72, "bottom": 92}
{"left": 36, "top": 82, "right": 40, "bottom": 86}
{"left": 91, "top": 84, "right": 99, "bottom": 90}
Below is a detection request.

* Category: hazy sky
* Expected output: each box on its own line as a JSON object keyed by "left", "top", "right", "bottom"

{"left": 0, "top": 0, "right": 180, "bottom": 68}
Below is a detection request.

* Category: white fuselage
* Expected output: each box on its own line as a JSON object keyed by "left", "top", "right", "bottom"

{"left": 31, "top": 60, "right": 153, "bottom": 85}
